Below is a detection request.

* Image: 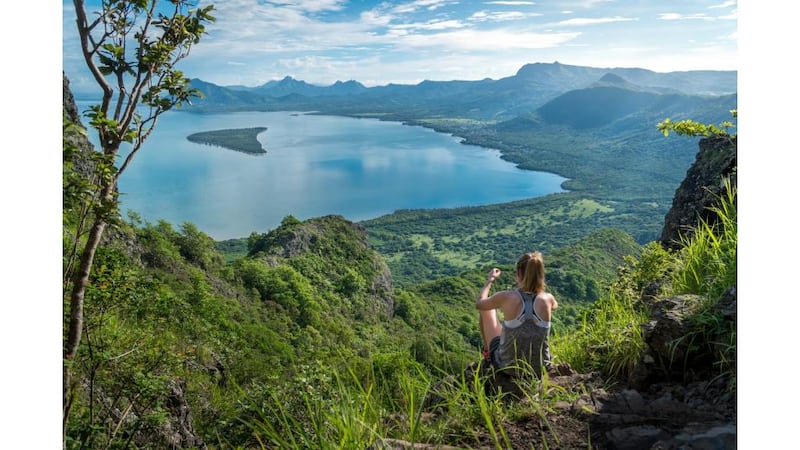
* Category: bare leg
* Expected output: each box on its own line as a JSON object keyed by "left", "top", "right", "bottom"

{"left": 479, "top": 309, "right": 502, "bottom": 350}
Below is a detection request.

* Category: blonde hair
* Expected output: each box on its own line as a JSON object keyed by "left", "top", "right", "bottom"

{"left": 516, "top": 252, "right": 545, "bottom": 293}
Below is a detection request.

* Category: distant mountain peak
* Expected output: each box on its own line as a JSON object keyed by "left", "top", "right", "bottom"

{"left": 332, "top": 79, "right": 366, "bottom": 88}
{"left": 598, "top": 73, "right": 627, "bottom": 84}
{"left": 279, "top": 76, "right": 305, "bottom": 84}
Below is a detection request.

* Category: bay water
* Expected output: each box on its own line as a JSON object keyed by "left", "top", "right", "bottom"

{"left": 76, "top": 105, "right": 567, "bottom": 240}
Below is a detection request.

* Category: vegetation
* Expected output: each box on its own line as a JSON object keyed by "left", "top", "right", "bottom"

{"left": 186, "top": 127, "right": 268, "bottom": 154}
{"left": 63, "top": 0, "right": 215, "bottom": 442}
{"left": 658, "top": 109, "right": 737, "bottom": 138}
{"left": 60, "top": 174, "right": 736, "bottom": 448}
{"left": 362, "top": 193, "right": 656, "bottom": 289}
{"left": 64, "top": 7, "right": 736, "bottom": 442}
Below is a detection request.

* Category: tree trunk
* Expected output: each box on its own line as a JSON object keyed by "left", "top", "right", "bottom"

{"left": 63, "top": 214, "right": 107, "bottom": 444}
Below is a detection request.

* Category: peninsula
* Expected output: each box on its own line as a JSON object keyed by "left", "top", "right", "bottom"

{"left": 187, "top": 127, "right": 267, "bottom": 154}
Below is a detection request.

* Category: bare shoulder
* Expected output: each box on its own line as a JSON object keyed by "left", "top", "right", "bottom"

{"left": 495, "top": 289, "right": 520, "bottom": 303}
{"left": 541, "top": 292, "right": 558, "bottom": 308}
{"left": 477, "top": 289, "right": 518, "bottom": 310}
{"left": 497, "top": 289, "right": 523, "bottom": 307}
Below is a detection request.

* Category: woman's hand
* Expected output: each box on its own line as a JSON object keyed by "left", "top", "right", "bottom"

{"left": 477, "top": 267, "right": 504, "bottom": 309}
{"left": 487, "top": 268, "right": 501, "bottom": 283}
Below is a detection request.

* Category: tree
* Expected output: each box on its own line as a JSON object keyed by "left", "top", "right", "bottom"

{"left": 63, "top": 0, "right": 214, "bottom": 443}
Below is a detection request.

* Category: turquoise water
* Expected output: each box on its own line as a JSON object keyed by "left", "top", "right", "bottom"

{"left": 78, "top": 106, "right": 567, "bottom": 240}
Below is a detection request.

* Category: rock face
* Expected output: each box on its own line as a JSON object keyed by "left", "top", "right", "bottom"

{"left": 660, "top": 135, "right": 737, "bottom": 249}
{"left": 588, "top": 133, "right": 737, "bottom": 448}
{"left": 63, "top": 72, "right": 97, "bottom": 180}
{"left": 63, "top": 72, "right": 81, "bottom": 124}
{"left": 162, "top": 379, "right": 208, "bottom": 449}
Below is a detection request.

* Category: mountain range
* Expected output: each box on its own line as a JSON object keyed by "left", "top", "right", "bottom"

{"left": 187, "top": 62, "right": 736, "bottom": 121}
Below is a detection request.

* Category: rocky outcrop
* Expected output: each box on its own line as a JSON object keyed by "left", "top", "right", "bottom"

{"left": 252, "top": 214, "right": 396, "bottom": 318}
{"left": 630, "top": 287, "right": 736, "bottom": 388}
{"left": 63, "top": 72, "right": 97, "bottom": 181}
{"left": 154, "top": 379, "right": 208, "bottom": 449}
{"left": 660, "top": 135, "right": 737, "bottom": 250}
{"left": 370, "top": 256, "right": 396, "bottom": 318}
{"left": 585, "top": 284, "right": 736, "bottom": 448}
{"left": 574, "top": 378, "right": 735, "bottom": 450}
{"left": 63, "top": 71, "right": 81, "bottom": 124}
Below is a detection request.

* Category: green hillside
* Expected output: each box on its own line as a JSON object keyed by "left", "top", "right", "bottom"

{"left": 62, "top": 200, "right": 645, "bottom": 445}
{"left": 62, "top": 185, "right": 736, "bottom": 448}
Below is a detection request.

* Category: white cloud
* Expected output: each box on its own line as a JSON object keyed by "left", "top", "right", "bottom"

{"left": 269, "top": 0, "right": 347, "bottom": 13}
{"left": 658, "top": 13, "right": 714, "bottom": 21}
{"left": 360, "top": 10, "right": 394, "bottom": 26}
{"left": 392, "top": 19, "right": 467, "bottom": 31}
{"left": 709, "top": 1, "right": 737, "bottom": 9}
{"left": 397, "top": 29, "right": 580, "bottom": 51}
{"left": 470, "top": 10, "right": 540, "bottom": 22}
{"left": 391, "top": 0, "right": 456, "bottom": 14}
{"left": 553, "top": 16, "right": 636, "bottom": 26}
{"left": 570, "top": 0, "right": 614, "bottom": 9}
{"left": 196, "top": 1, "right": 380, "bottom": 56}
{"left": 717, "top": 8, "right": 738, "bottom": 20}
{"left": 484, "top": 1, "right": 537, "bottom": 5}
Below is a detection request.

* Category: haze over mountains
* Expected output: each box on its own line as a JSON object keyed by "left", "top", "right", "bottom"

{"left": 187, "top": 62, "right": 737, "bottom": 122}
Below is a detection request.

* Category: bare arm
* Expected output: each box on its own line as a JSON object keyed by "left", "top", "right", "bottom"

{"left": 476, "top": 268, "right": 504, "bottom": 310}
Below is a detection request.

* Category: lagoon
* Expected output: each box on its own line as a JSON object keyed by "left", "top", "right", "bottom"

{"left": 79, "top": 105, "right": 567, "bottom": 240}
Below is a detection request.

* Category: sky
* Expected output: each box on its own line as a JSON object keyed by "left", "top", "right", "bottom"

{"left": 62, "top": 0, "right": 738, "bottom": 93}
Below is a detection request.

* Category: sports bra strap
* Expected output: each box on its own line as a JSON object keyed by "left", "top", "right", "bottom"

{"left": 518, "top": 289, "right": 540, "bottom": 321}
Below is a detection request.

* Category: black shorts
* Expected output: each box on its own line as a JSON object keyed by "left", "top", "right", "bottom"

{"left": 488, "top": 336, "right": 503, "bottom": 368}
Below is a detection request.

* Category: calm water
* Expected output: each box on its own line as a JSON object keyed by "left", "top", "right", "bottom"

{"left": 78, "top": 105, "right": 567, "bottom": 240}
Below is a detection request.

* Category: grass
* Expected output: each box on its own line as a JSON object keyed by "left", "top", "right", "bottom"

{"left": 669, "top": 178, "right": 737, "bottom": 384}
{"left": 552, "top": 287, "right": 648, "bottom": 379}
{"left": 241, "top": 355, "right": 588, "bottom": 450}
{"left": 553, "top": 176, "right": 736, "bottom": 385}
{"left": 241, "top": 179, "right": 737, "bottom": 448}
{"left": 246, "top": 366, "right": 383, "bottom": 449}
{"left": 671, "top": 178, "right": 737, "bottom": 300}
{"left": 567, "top": 199, "right": 615, "bottom": 217}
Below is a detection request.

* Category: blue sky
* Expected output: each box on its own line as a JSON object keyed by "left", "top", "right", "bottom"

{"left": 62, "top": 0, "right": 737, "bottom": 93}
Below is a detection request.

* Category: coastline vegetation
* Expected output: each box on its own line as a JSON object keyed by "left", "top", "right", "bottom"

{"left": 187, "top": 127, "right": 268, "bottom": 154}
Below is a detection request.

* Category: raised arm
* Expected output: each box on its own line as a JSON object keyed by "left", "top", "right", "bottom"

{"left": 476, "top": 268, "right": 504, "bottom": 310}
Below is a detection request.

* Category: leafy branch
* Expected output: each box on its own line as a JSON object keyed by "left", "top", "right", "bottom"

{"left": 657, "top": 109, "right": 737, "bottom": 139}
